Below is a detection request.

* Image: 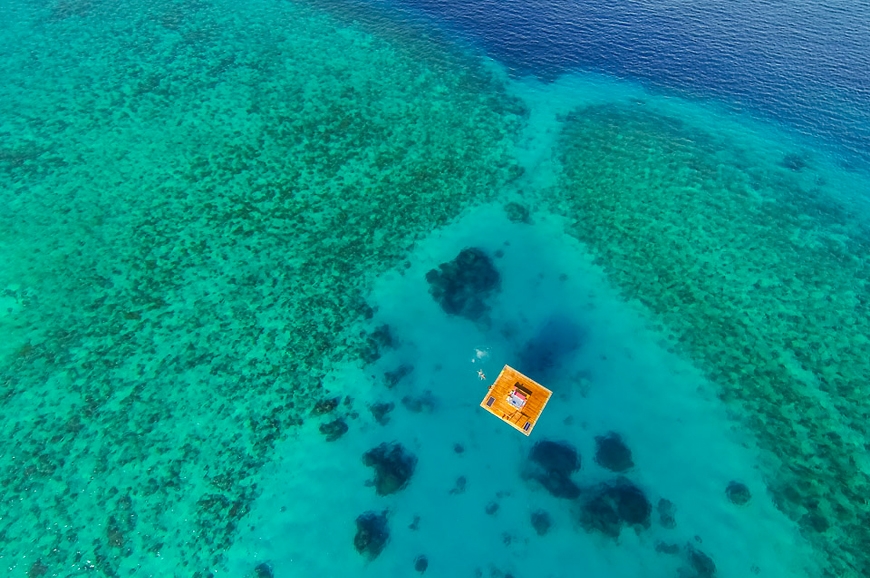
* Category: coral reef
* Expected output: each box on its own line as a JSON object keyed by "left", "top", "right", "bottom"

{"left": 655, "top": 542, "right": 717, "bottom": 577}
{"left": 725, "top": 481, "right": 752, "bottom": 505}
{"left": 577, "top": 477, "right": 652, "bottom": 538}
{"left": 384, "top": 364, "right": 414, "bottom": 389}
{"left": 554, "top": 103, "right": 870, "bottom": 576}
{"left": 655, "top": 541, "right": 681, "bottom": 555}
{"left": 354, "top": 511, "right": 390, "bottom": 560}
{"left": 362, "top": 442, "right": 418, "bottom": 495}
{"left": 530, "top": 510, "right": 552, "bottom": 536}
{"left": 0, "top": 0, "right": 524, "bottom": 572}
{"left": 319, "top": 418, "right": 349, "bottom": 442}
{"left": 425, "top": 248, "right": 501, "bottom": 322}
{"left": 312, "top": 396, "right": 341, "bottom": 415}
{"left": 449, "top": 476, "right": 467, "bottom": 495}
{"left": 780, "top": 152, "right": 808, "bottom": 172}
{"left": 657, "top": 498, "right": 677, "bottom": 529}
{"left": 370, "top": 402, "right": 395, "bottom": 425}
{"left": 408, "top": 515, "right": 421, "bottom": 531}
{"left": 686, "top": 544, "right": 717, "bottom": 577}
{"left": 360, "top": 324, "right": 395, "bottom": 364}
{"left": 503, "top": 202, "right": 531, "bottom": 224}
{"left": 401, "top": 392, "right": 437, "bottom": 413}
{"left": 523, "top": 440, "right": 581, "bottom": 499}
{"left": 594, "top": 432, "right": 634, "bottom": 472}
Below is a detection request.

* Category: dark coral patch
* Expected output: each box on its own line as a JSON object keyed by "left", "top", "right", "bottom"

{"left": 360, "top": 324, "right": 395, "bottom": 363}
{"left": 504, "top": 202, "right": 530, "bottom": 224}
{"left": 780, "top": 152, "right": 808, "bottom": 172}
{"left": 686, "top": 544, "right": 717, "bottom": 577}
{"left": 801, "top": 512, "right": 829, "bottom": 533}
{"left": 594, "top": 432, "right": 634, "bottom": 472}
{"left": 401, "top": 392, "right": 436, "bottom": 413}
{"left": 657, "top": 498, "right": 677, "bottom": 529}
{"left": 655, "top": 541, "right": 680, "bottom": 555}
{"left": 362, "top": 442, "right": 417, "bottom": 495}
{"left": 578, "top": 477, "right": 652, "bottom": 537}
{"left": 354, "top": 511, "right": 389, "bottom": 560}
{"left": 530, "top": 510, "right": 552, "bottom": 536}
{"left": 384, "top": 364, "right": 413, "bottom": 388}
{"left": 29, "top": 560, "right": 49, "bottom": 578}
{"left": 612, "top": 482, "right": 651, "bottom": 526}
{"left": 725, "top": 481, "right": 751, "bottom": 505}
{"left": 370, "top": 402, "right": 395, "bottom": 425}
{"left": 312, "top": 396, "right": 340, "bottom": 415}
{"left": 414, "top": 555, "right": 429, "bottom": 573}
{"left": 425, "top": 248, "right": 500, "bottom": 322}
{"left": 524, "top": 440, "right": 581, "bottom": 499}
{"left": 319, "top": 418, "right": 348, "bottom": 442}
{"left": 371, "top": 324, "right": 395, "bottom": 348}
{"left": 530, "top": 440, "right": 580, "bottom": 474}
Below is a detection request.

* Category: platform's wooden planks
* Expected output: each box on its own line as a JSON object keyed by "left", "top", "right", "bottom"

{"left": 479, "top": 365, "right": 552, "bottom": 436}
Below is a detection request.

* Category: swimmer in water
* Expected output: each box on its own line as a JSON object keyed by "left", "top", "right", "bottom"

{"left": 478, "top": 369, "right": 486, "bottom": 380}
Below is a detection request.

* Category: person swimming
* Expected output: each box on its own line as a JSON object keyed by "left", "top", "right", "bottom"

{"left": 477, "top": 369, "right": 486, "bottom": 380}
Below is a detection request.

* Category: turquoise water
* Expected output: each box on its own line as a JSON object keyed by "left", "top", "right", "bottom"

{"left": 1, "top": 0, "right": 868, "bottom": 577}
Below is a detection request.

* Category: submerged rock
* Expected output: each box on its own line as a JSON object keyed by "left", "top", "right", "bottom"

{"left": 425, "top": 248, "right": 500, "bottom": 322}
{"left": 362, "top": 442, "right": 417, "bottom": 495}
{"left": 594, "top": 432, "right": 634, "bottom": 472}
{"left": 524, "top": 440, "right": 581, "bottom": 499}
{"left": 354, "top": 511, "right": 389, "bottom": 560}
{"left": 725, "top": 481, "right": 751, "bottom": 505}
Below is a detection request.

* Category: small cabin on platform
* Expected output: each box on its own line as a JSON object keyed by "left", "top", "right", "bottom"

{"left": 479, "top": 365, "right": 552, "bottom": 436}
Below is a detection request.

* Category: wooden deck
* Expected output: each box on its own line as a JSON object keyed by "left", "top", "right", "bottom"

{"left": 479, "top": 365, "right": 552, "bottom": 436}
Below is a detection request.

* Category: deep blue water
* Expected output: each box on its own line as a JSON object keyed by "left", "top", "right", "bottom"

{"left": 388, "top": 0, "right": 870, "bottom": 167}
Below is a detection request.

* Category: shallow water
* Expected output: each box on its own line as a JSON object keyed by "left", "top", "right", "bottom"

{"left": 1, "top": 0, "right": 868, "bottom": 577}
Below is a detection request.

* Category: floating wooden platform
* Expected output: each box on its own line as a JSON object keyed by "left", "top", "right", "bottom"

{"left": 479, "top": 365, "right": 552, "bottom": 436}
